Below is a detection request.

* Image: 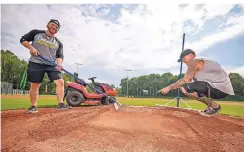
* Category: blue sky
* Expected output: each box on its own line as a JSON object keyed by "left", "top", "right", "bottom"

{"left": 2, "top": 4, "right": 244, "bottom": 87}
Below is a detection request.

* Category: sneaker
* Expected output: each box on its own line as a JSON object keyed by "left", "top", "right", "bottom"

{"left": 201, "top": 106, "right": 210, "bottom": 113}
{"left": 27, "top": 106, "right": 38, "bottom": 113}
{"left": 56, "top": 103, "right": 72, "bottom": 110}
{"left": 205, "top": 105, "right": 221, "bottom": 115}
{"left": 200, "top": 105, "right": 221, "bottom": 116}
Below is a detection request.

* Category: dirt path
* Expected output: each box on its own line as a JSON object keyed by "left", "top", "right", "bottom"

{"left": 2, "top": 106, "right": 244, "bottom": 152}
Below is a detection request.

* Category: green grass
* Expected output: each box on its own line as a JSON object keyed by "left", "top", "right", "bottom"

{"left": 1, "top": 96, "right": 244, "bottom": 117}
{"left": 118, "top": 97, "right": 244, "bottom": 117}
{"left": 1, "top": 98, "right": 58, "bottom": 110}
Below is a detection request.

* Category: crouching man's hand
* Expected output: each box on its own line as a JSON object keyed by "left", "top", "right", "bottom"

{"left": 158, "top": 87, "right": 170, "bottom": 94}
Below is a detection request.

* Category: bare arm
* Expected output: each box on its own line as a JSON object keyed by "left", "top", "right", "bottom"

{"left": 20, "top": 29, "right": 40, "bottom": 55}
{"left": 168, "top": 59, "right": 199, "bottom": 90}
{"left": 56, "top": 58, "right": 63, "bottom": 66}
{"left": 21, "top": 41, "right": 35, "bottom": 50}
{"left": 56, "top": 39, "right": 64, "bottom": 66}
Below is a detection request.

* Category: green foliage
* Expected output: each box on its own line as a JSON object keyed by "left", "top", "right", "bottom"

{"left": 119, "top": 72, "right": 183, "bottom": 97}
{"left": 1, "top": 50, "right": 29, "bottom": 89}
{"left": 229, "top": 73, "right": 244, "bottom": 96}
{"left": 119, "top": 71, "right": 244, "bottom": 99}
{"left": 1, "top": 50, "right": 244, "bottom": 98}
{"left": 1, "top": 50, "right": 78, "bottom": 93}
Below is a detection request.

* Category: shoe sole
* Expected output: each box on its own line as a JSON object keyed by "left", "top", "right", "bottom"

{"left": 56, "top": 107, "right": 72, "bottom": 110}
{"left": 26, "top": 111, "right": 38, "bottom": 114}
{"left": 197, "top": 108, "right": 222, "bottom": 117}
{"left": 56, "top": 109, "right": 70, "bottom": 110}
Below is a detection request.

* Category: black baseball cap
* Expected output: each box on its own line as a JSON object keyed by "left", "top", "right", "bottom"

{"left": 177, "top": 49, "right": 196, "bottom": 62}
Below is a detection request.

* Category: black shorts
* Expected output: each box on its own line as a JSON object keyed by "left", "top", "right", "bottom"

{"left": 182, "top": 81, "right": 229, "bottom": 99}
{"left": 27, "top": 61, "right": 62, "bottom": 83}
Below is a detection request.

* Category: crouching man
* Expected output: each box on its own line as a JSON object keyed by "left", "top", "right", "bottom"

{"left": 159, "top": 49, "right": 235, "bottom": 116}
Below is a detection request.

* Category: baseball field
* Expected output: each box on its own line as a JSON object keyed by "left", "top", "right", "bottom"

{"left": 2, "top": 95, "right": 244, "bottom": 152}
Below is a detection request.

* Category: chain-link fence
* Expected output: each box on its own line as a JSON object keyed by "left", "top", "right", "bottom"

{"left": 12, "top": 89, "right": 29, "bottom": 95}
{"left": 1, "top": 82, "right": 29, "bottom": 95}
{"left": 1, "top": 82, "right": 13, "bottom": 95}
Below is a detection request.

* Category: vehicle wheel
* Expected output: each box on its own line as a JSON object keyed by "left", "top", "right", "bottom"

{"left": 66, "top": 89, "right": 85, "bottom": 106}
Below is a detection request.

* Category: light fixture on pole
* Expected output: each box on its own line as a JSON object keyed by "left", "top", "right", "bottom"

{"left": 124, "top": 69, "right": 132, "bottom": 97}
{"left": 74, "top": 63, "right": 82, "bottom": 78}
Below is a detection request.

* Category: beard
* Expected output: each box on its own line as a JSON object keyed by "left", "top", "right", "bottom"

{"left": 48, "top": 27, "right": 58, "bottom": 35}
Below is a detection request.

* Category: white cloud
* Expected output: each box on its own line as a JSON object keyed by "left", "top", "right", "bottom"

{"left": 226, "top": 66, "right": 244, "bottom": 77}
{"left": 185, "top": 15, "right": 244, "bottom": 55}
{"left": 1, "top": 4, "right": 244, "bottom": 86}
{"left": 204, "top": 4, "right": 234, "bottom": 19}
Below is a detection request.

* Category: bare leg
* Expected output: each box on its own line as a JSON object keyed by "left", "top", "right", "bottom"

{"left": 54, "top": 79, "right": 64, "bottom": 104}
{"left": 180, "top": 87, "right": 219, "bottom": 108}
{"left": 29, "top": 83, "right": 41, "bottom": 106}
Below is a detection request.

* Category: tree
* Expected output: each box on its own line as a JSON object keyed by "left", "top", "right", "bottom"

{"left": 115, "top": 87, "right": 121, "bottom": 95}
{"left": 119, "top": 73, "right": 183, "bottom": 97}
{"left": 2, "top": 50, "right": 244, "bottom": 97}
{"left": 229, "top": 73, "right": 244, "bottom": 96}
{"left": 1, "top": 50, "right": 79, "bottom": 93}
{"left": 1, "top": 50, "right": 28, "bottom": 89}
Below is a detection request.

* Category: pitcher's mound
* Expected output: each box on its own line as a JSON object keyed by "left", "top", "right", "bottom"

{"left": 2, "top": 106, "right": 244, "bottom": 152}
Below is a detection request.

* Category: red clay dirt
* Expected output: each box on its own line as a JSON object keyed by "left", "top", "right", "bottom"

{"left": 2, "top": 105, "right": 244, "bottom": 152}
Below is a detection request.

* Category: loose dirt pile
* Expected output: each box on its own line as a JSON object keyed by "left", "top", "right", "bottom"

{"left": 2, "top": 106, "right": 244, "bottom": 152}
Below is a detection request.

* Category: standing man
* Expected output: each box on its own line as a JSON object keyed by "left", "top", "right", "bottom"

{"left": 159, "top": 49, "right": 234, "bottom": 116}
{"left": 20, "top": 19, "right": 71, "bottom": 113}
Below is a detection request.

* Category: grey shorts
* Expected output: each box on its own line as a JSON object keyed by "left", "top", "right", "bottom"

{"left": 27, "top": 61, "right": 62, "bottom": 83}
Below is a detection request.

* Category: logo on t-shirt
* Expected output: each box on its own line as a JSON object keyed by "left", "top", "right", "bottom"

{"left": 36, "top": 35, "right": 58, "bottom": 49}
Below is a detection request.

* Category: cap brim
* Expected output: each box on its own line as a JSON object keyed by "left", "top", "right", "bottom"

{"left": 177, "top": 59, "right": 182, "bottom": 62}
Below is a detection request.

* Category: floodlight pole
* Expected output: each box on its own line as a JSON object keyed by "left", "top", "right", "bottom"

{"left": 74, "top": 63, "right": 82, "bottom": 77}
{"left": 124, "top": 69, "right": 132, "bottom": 97}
